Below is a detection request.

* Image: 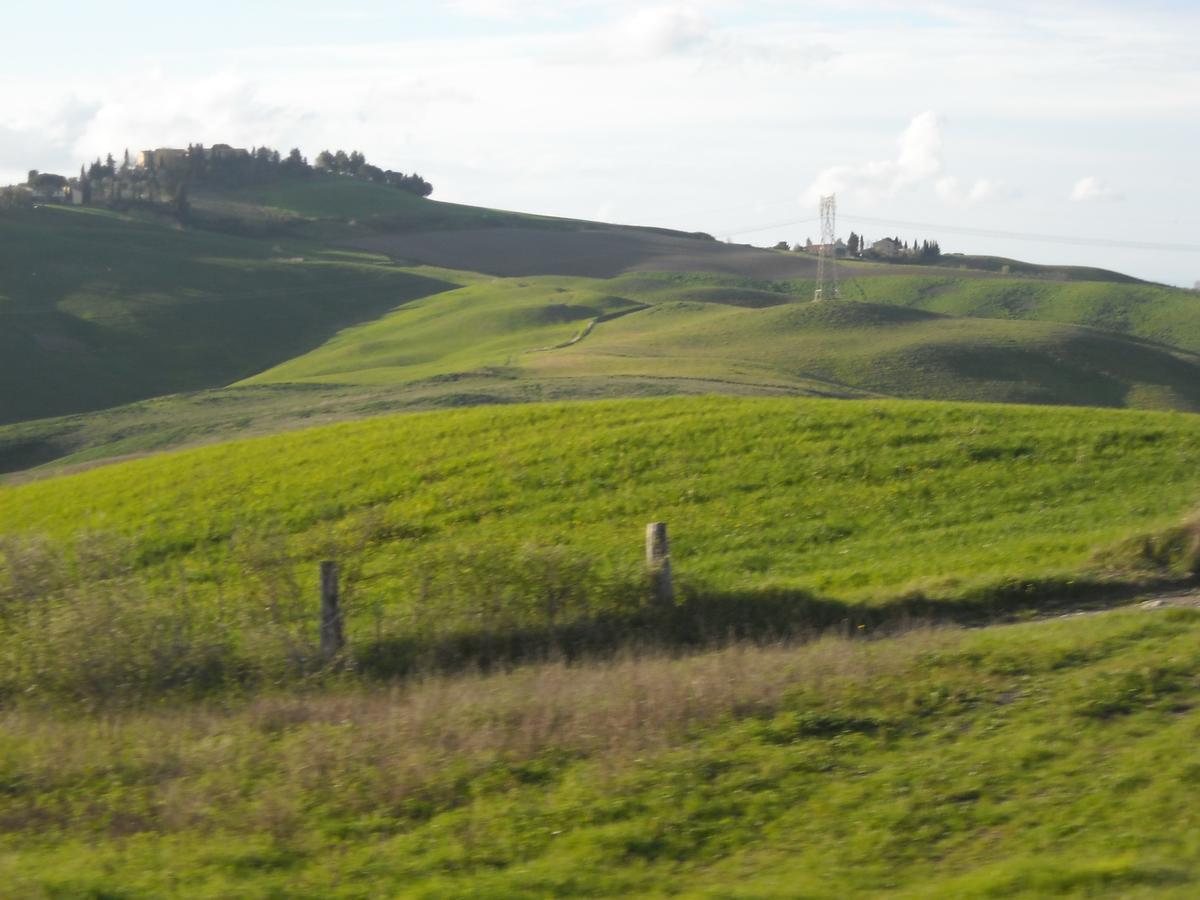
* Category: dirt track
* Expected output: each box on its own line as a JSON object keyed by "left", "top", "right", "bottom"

{"left": 347, "top": 227, "right": 834, "bottom": 280}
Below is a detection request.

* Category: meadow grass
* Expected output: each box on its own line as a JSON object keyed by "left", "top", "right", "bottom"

{"left": 2, "top": 395, "right": 1199, "bottom": 700}
{"left": 0, "top": 607, "right": 1197, "bottom": 896}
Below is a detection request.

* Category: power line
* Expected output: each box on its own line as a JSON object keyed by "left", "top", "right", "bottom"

{"left": 841, "top": 213, "right": 1200, "bottom": 255}
{"left": 721, "top": 216, "right": 819, "bottom": 239}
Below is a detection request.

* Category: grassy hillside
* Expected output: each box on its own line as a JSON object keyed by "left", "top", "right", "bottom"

{"left": 3, "top": 395, "right": 1200, "bottom": 893}
{"left": 529, "top": 298, "right": 1200, "bottom": 409}
{"left": 0, "top": 205, "right": 455, "bottom": 424}
{"left": 6, "top": 266, "right": 1200, "bottom": 477}
{"left": 242, "top": 275, "right": 645, "bottom": 386}
{"left": 196, "top": 176, "right": 715, "bottom": 242}
{"left": 192, "top": 178, "right": 576, "bottom": 235}
{"left": 3, "top": 395, "right": 1200, "bottom": 702}
{"left": 7, "top": 187, "right": 1200, "bottom": 465}
{"left": 1, "top": 607, "right": 1198, "bottom": 897}
{"left": 934, "top": 251, "right": 1143, "bottom": 282}
{"left": 242, "top": 270, "right": 1200, "bottom": 412}
{"left": 845, "top": 273, "right": 1200, "bottom": 353}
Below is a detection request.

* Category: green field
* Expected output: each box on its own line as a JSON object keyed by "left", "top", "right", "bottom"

{"left": 3, "top": 395, "right": 1199, "bottom": 702}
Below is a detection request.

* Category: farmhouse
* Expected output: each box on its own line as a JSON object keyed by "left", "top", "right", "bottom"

{"left": 137, "top": 148, "right": 188, "bottom": 170}
{"left": 870, "top": 237, "right": 902, "bottom": 258}
{"left": 805, "top": 239, "right": 847, "bottom": 257}
{"left": 210, "top": 143, "right": 249, "bottom": 161}
{"left": 136, "top": 145, "right": 249, "bottom": 170}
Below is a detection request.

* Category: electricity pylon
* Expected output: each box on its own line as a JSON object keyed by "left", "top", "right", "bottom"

{"left": 813, "top": 194, "right": 840, "bottom": 302}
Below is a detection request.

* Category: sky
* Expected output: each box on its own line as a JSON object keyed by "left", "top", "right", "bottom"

{"left": 3, "top": 0, "right": 1199, "bottom": 285}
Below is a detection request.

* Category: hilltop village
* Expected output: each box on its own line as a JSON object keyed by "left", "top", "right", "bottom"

{"left": 2, "top": 144, "right": 432, "bottom": 212}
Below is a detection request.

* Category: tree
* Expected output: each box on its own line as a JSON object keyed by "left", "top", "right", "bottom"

{"left": 283, "top": 148, "right": 307, "bottom": 173}
{"left": 773, "top": 240, "right": 789, "bottom": 251}
{"left": 847, "top": 231, "right": 860, "bottom": 256}
{"left": 0, "top": 187, "right": 33, "bottom": 211}
{"left": 186, "top": 144, "right": 207, "bottom": 179}
{"left": 26, "top": 170, "right": 38, "bottom": 185}
{"left": 315, "top": 150, "right": 336, "bottom": 170}
{"left": 172, "top": 183, "right": 190, "bottom": 221}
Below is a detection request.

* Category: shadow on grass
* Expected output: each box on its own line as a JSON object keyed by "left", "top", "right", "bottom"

{"left": 352, "top": 573, "right": 1194, "bottom": 681}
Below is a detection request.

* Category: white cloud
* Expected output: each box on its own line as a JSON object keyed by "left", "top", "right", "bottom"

{"left": 806, "top": 114, "right": 1016, "bottom": 208}
{"left": 805, "top": 111, "right": 943, "bottom": 203}
{"left": 616, "top": 5, "right": 711, "bottom": 58}
{"left": 935, "top": 175, "right": 1012, "bottom": 205}
{"left": 1070, "top": 175, "right": 1122, "bottom": 202}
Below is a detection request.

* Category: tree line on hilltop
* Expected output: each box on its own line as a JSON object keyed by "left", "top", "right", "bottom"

{"left": 88, "top": 145, "right": 433, "bottom": 197}
{"left": 779, "top": 231, "right": 942, "bottom": 262}
{"left": 0, "top": 144, "right": 434, "bottom": 214}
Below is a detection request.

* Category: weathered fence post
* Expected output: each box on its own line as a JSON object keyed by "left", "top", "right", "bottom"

{"left": 319, "top": 561, "right": 344, "bottom": 659}
{"left": 645, "top": 522, "right": 675, "bottom": 607}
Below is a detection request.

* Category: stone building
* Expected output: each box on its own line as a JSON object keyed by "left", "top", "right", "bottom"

{"left": 137, "top": 148, "right": 188, "bottom": 170}
{"left": 870, "top": 237, "right": 902, "bottom": 258}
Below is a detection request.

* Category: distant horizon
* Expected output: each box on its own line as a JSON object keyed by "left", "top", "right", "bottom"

{"left": 4, "top": 0, "right": 1198, "bottom": 285}
{"left": 7, "top": 147, "right": 1189, "bottom": 288}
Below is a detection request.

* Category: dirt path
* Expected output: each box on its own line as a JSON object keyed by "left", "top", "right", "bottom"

{"left": 1045, "top": 589, "right": 1200, "bottom": 622}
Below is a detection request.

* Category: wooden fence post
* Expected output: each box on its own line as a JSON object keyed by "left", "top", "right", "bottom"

{"left": 320, "top": 561, "right": 344, "bottom": 659}
{"left": 645, "top": 522, "right": 675, "bottom": 607}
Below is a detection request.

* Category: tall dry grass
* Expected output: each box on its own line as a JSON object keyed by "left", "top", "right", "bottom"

{"left": 0, "top": 626, "right": 960, "bottom": 837}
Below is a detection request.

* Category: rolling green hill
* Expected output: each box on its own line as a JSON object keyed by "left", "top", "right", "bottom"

{"left": 0, "top": 205, "right": 455, "bottom": 424}
{"left": 6, "top": 183, "right": 1200, "bottom": 477}
{"left": 242, "top": 271, "right": 1200, "bottom": 412}
{"left": 845, "top": 273, "right": 1200, "bottom": 352}
{"left": 3, "top": 394, "right": 1199, "bottom": 700}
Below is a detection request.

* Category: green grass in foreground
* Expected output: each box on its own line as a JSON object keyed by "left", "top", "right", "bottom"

{"left": 2, "top": 396, "right": 1199, "bottom": 700}
{"left": 0, "top": 608, "right": 1197, "bottom": 896}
